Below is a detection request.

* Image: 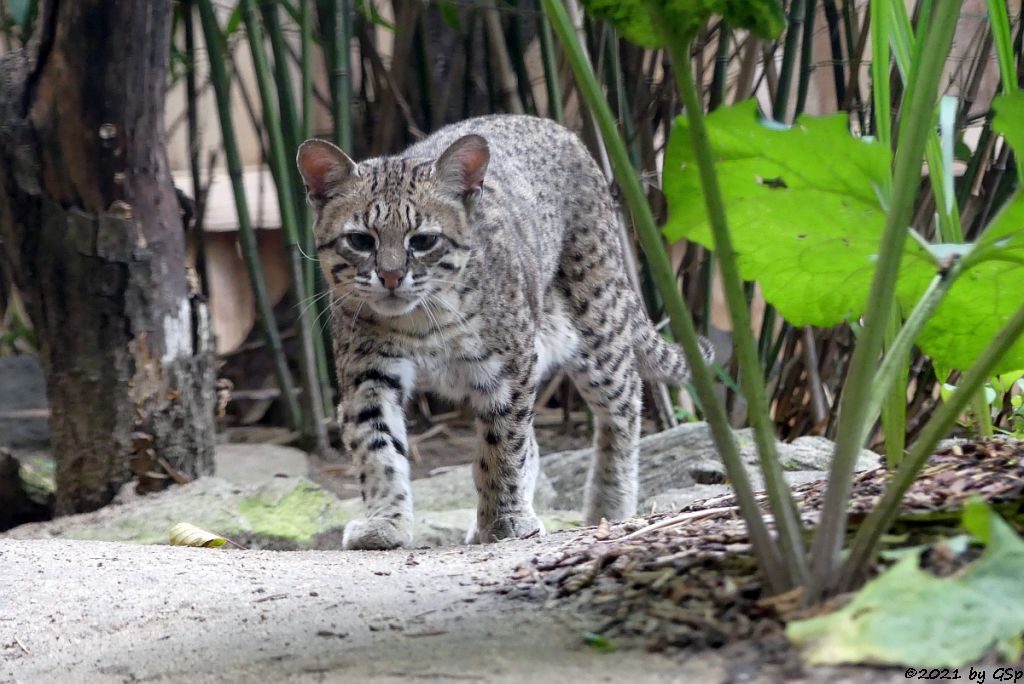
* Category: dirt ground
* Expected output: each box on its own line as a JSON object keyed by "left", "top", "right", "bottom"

{"left": 1, "top": 528, "right": 908, "bottom": 684}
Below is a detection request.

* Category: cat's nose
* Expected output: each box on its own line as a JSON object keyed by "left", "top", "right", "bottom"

{"left": 377, "top": 269, "right": 405, "bottom": 290}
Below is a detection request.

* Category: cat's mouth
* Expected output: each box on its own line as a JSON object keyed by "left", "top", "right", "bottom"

{"left": 367, "top": 291, "right": 420, "bottom": 317}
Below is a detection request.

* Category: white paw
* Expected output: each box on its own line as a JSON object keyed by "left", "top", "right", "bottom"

{"left": 342, "top": 517, "right": 413, "bottom": 550}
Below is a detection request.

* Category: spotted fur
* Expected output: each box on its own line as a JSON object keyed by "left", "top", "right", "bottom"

{"left": 297, "top": 115, "right": 712, "bottom": 550}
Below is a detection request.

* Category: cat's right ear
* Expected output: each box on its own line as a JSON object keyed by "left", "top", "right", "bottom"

{"left": 296, "top": 139, "right": 357, "bottom": 207}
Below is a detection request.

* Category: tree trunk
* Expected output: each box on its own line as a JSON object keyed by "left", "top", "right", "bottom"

{"left": 0, "top": 0, "right": 216, "bottom": 514}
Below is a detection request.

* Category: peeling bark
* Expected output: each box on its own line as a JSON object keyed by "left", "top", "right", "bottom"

{"left": 0, "top": 0, "right": 215, "bottom": 514}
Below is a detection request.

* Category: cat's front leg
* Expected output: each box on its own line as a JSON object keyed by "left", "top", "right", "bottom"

{"left": 339, "top": 357, "right": 415, "bottom": 550}
{"left": 468, "top": 360, "right": 545, "bottom": 543}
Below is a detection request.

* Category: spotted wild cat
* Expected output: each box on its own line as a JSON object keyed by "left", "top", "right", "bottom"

{"left": 296, "top": 115, "right": 712, "bottom": 550}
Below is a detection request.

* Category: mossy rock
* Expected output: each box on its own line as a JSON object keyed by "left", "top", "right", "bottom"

{"left": 3, "top": 477, "right": 353, "bottom": 550}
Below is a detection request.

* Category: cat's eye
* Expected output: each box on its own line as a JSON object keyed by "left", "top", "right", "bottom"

{"left": 345, "top": 232, "right": 376, "bottom": 252}
{"left": 408, "top": 233, "right": 440, "bottom": 251}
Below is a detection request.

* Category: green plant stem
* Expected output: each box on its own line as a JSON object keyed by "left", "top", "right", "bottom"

{"left": 841, "top": 300, "right": 1024, "bottom": 589}
{"left": 862, "top": 257, "right": 965, "bottom": 448}
{"left": 881, "top": 307, "right": 908, "bottom": 467}
{"left": 709, "top": 22, "right": 731, "bottom": 112}
{"left": 242, "top": 0, "right": 329, "bottom": 457}
{"left": 333, "top": 0, "right": 353, "bottom": 152}
{"left": 542, "top": 0, "right": 789, "bottom": 593}
{"left": 986, "top": 0, "right": 1024, "bottom": 184}
{"left": 972, "top": 390, "right": 995, "bottom": 436}
{"left": 301, "top": 0, "right": 313, "bottom": 141}
{"left": 197, "top": 0, "right": 302, "bottom": 432}
{"left": 298, "top": 0, "right": 335, "bottom": 419}
{"left": 794, "top": 0, "right": 817, "bottom": 117}
{"left": 772, "top": 0, "right": 806, "bottom": 123}
{"left": 807, "top": 0, "right": 963, "bottom": 598}
{"left": 538, "top": 10, "right": 565, "bottom": 123}
{"left": 665, "top": 27, "right": 810, "bottom": 591}
{"left": 183, "top": 0, "right": 209, "bottom": 297}
{"left": 871, "top": 0, "right": 892, "bottom": 146}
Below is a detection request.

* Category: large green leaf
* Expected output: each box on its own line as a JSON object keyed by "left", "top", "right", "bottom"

{"left": 664, "top": 99, "right": 904, "bottom": 327}
{"left": 910, "top": 91, "right": 1024, "bottom": 371}
{"left": 911, "top": 193, "right": 1024, "bottom": 371}
{"left": 787, "top": 503, "right": 1024, "bottom": 666}
{"left": 665, "top": 98, "right": 1024, "bottom": 372}
{"left": 993, "top": 90, "right": 1024, "bottom": 160}
{"left": 581, "top": 0, "right": 784, "bottom": 48}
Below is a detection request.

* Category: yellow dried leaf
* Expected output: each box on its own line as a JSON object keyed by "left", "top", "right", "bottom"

{"left": 168, "top": 522, "right": 228, "bottom": 548}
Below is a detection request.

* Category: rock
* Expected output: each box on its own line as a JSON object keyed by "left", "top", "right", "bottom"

{"left": 641, "top": 485, "right": 733, "bottom": 515}
{"left": 0, "top": 355, "right": 50, "bottom": 450}
{"left": 214, "top": 443, "right": 309, "bottom": 486}
{"left": 543, "top": 422, "right": 879, "bottom": 510}
{"left": 3, "top": 476, "right": 351, "bottom": 550}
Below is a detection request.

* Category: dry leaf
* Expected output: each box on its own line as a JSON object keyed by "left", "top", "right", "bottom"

{"left": 169, "top": 522, "right": 228, "bottom": 548}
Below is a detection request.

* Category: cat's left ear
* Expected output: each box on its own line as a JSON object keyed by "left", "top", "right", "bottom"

{"left": 435, "top": 134, "right": 489, "bottom": 206}
{"left": 296, "top": 139, "right": 357, "bottom": 207}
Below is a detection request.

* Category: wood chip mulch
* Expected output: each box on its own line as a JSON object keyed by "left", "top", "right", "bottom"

{"left": 499, "top": 438, "right": 1024, "bottom": 652}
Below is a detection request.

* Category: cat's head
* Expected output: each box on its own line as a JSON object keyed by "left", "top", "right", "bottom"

{"left": 296, "top": 135, "right": 489, "bottom": 318}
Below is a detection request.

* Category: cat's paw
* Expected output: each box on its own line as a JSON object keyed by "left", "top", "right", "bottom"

{"left": 475, "top": 514, "right": 545, "bottom": 543}
{"left": 342, "top": 517, "right": 413, "bottom": 550}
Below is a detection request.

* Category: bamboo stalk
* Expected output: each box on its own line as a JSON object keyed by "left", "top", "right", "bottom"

{"left": 543, "top": 0, "right": 789, "bottom": 594}
{"left": 300, "top": 0, "right": 336, "bottom": 419}
{"left": 196, "top": 0, "right": 303, "bottom": 432}
{"left": 539, "top": 10, "right": 565, "bottom": 122}
{"left": 183, "top": 0, "right": 210, "bottom": 297}
{"left": 794, "top": 0, "right": 817, "bottom": 117}
{"left": 821, "top": 0, "right": 847, "bottom": 109}
{"left": 808, "top": 1, "right": 963, "bottom": 597}
{"left": 772, "top": 0, "right": 807, "bottom": 122}
{"left": 241, "top": 0, "right": 329, "bottom": 456}
{"left": 333, "top": 0, "right": 353, "bottom": 153}
{"left": 709, "top": 22, "right": 731, "bottom": 112}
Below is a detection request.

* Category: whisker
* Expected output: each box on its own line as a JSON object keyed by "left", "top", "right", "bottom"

{"left": 348, "top": 301, "right": 365, "bottom": 338}
{"left": 429, "top": 292, "right": 469, "bottom": 328}
{"left": 313, "top": 292, "right": 341, "bottom": 335}
{"left": 295, "top": 241, "right": 320, "bottom": 263}
{"left": 421, "top": 298, "right": 449, "bottom": 360}
{"left": 295, "top": 289, "right": 332, "bottom": 319}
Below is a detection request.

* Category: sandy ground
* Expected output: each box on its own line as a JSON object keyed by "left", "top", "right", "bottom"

{"left": 0, "top": 532, "right": 905, "bottom": 684}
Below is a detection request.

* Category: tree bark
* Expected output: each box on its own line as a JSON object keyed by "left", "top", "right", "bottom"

{"left": 0, "top": 0, "right": 216, "bottom": 514}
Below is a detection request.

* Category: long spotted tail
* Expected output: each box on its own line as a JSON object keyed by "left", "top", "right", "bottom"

{"left": 633, "top": 315, "right": 715, "bottom": 385}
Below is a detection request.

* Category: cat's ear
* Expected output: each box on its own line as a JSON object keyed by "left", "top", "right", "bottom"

{"left": 296, "top": 139, "right": 357, "bottom": 206}
{"left": 434, "top": 134, "right": 489, "bottom": 205}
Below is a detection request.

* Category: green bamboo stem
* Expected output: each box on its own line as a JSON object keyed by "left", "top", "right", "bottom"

{"left": 333, "top": 0, "right": 353, "bottom": 153}
{"left": 301, "top": 0, "right": 313, "bottom": 141}
{"left": 259, "top": 0, "right": 315, "bottom": 290}
{"left": 772, "top": 0, "right": 807, "bottom": 123}
{"left": 300, "top": 0, "right": 334, "bottom": 419}
{"left": 538, "top": 10, "right": 565, "bottom": 123}
{"left": 808, "top": 1, "right": 963, "bottom": 597}
{"left": 841, "top": 299, "right": 1024, "bottom": 588}
{"left": 241, "top": 0, "right": 329, "bottom": 456}
{"left": 794, "top": 0, "right": 817, "bottom": 117}
{"left": 662, "top": 26, "right": 810, "bottom": 590}
{"left": 263, "top": 0, "right": 334, "bottom": 419}
{"left": 541, "top": 0, "right": 789, "bottom": 594}
{"left": 709, "top": 23, "right": 731, "bottom": 112}
{"left": 197, "top": 0, "right": 303, "bottom": 432}
{"left": 183, "top": 0, "right": 209, "bottom": 297}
